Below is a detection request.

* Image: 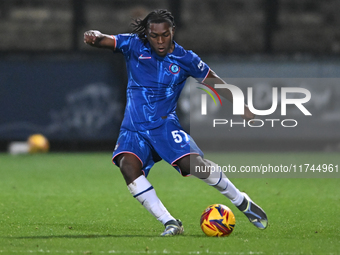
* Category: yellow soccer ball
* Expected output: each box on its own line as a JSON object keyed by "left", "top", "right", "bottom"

{"left": 27, "top": 134, "right": 49, "bottom": 153}
{"left": 200, "top": 204, "right": 236, "bottom": 237}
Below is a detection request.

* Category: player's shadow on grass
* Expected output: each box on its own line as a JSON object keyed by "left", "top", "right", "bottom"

{"left": 7, "top": 234, "right": 155, "bottom": 239}
{"left": 5, "top": 234, "right": 202, "bottom": 239}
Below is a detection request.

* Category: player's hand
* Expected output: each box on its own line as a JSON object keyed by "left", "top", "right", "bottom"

{"left": 242, "top": 105, "right": 255, "bottom": 122}
{"left": 84, "top": 30, "right": 103, "bottom": 46}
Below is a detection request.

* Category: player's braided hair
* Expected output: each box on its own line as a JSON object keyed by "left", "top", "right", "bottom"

{"left": 131, "top": 9, "right": 175, "bottom": 43}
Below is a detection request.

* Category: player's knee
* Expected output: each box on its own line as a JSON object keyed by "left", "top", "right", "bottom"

{"left": 117, "top": 154, "right": 143, "bottom": 184}
{"left": 192, "top": 156, "right": 211, "bottom": 179}
{"left": 177, "top": 155, "right": 210, "bottom": 179}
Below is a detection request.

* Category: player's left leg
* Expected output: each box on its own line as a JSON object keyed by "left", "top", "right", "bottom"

{"left": 149, "top": 117, "right": 267, "bottom": 230}
{"left": 176, "top": 155, "right": 268, "bottom": 229}
{"left": 176, "top": 155, "right": 244, "bottom": 207}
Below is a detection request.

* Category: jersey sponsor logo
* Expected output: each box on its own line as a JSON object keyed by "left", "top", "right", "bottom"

{"left": 138, "top": 54, "right": 152, "bottom": 60}
{"left": 169, "top": 64, "right": 180, "bottom": 74}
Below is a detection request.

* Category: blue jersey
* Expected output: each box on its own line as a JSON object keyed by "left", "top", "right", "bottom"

{"left": 113, "top": 33, "right": 210, "bottom": 131}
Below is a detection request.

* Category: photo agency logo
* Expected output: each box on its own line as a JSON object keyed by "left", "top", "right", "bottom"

{"left": 198, "top": 84, "right": 312, "bottom": 128}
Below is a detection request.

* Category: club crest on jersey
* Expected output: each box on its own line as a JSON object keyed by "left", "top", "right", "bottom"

{"left": 169, "top": 64, "right": 180, "bottom": 74}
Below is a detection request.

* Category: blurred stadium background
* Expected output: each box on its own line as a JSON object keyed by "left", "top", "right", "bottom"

{"left": 1, "top": 0, "right": 340, "bottom": 152}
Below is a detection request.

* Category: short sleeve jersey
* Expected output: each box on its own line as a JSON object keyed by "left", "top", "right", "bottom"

{"left": 113, "top": 34, "right": 210, "bottom": 131}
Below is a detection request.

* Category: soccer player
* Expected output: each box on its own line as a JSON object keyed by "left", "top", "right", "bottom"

{"left": 84, "top": 9, "right": 268, "bottom": 236}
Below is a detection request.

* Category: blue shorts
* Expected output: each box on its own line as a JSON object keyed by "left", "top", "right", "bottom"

{"left": 112, "top": 117, "right": 203, "bottom": 177}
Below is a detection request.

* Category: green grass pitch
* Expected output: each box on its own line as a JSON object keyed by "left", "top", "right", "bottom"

{"left": 0, "top": 152, "right": 339, "bottom": 254}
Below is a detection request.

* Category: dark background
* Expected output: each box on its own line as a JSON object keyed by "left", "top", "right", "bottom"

{"left": 1, "top": 0, "right": 340, "bottom": 152}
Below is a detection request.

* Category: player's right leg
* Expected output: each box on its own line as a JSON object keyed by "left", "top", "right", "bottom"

{"left": 115, "top": 153, "right": 143, "bottom": 185}
{"left": 114, "top": 153, "right": 183, "bottom": 236}
{"left": 112, "top": 130, "right": 182, "bottom": 236}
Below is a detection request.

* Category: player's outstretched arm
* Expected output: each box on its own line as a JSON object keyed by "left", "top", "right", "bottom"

{"left": 203, "top": 69, "right": 255, "bottom": 121}
{"left": 84, "top": 30, "right": 116, "bottom": 49}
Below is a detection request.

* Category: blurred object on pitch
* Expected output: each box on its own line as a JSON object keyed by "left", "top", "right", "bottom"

{"left": 8, "top": 141, "right": 30, "bottom": 155}
{"left": 8, "top": 134, "right": 50, "bottom": 155}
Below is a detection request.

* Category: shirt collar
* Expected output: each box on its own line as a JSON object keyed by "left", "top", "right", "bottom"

{"left": 143, "top": 41, "right": 178, "bottom": 60}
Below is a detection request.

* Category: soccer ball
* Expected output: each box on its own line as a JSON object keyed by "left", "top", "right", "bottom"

{"left": 200, "top": 204, "right": 236, "bottom": 237}
{"left": 27, "top": 134, "right": 49, "bottom": 153}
